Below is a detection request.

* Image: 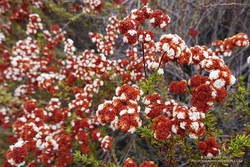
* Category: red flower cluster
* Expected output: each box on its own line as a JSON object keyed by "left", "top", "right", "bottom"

{"left": 6, "top": 99, "right": 73, "bottom": 167}
{"left": 153, "top": 32, "right": 248, "bottom": 106}
{"left": 140, "top": 161, "right": 156, "bottom": 167}
{"left": 188, "top": 28, "right": 199, "bottom": 37}
{"left": 113, "top": 0, "right": 123, "bottom": 5}
{"left": 138, "top": 30, "right": 154, "bottom": 43}
{"left": 198, "top": 137, "right": 220, "bottom": 157}
{"left": 89, "top": 16, "right": 119, "bottom": 56}
{"left": 212, "top": 33, "right": 249, "bottom": 57}
{"left": 143, "top": 93, "right": 174, "bottom": 119}
{"left": 0, "top": 0, "right": 42, "bottom": 24}
{"left": 123, "top": 158, "right": 137, "bottom": 167}
{"left": 189, "top": 75, "right": 210, "bottom": 88}
{"left": 71, "top": 116, "right": 105, "bottom": 153}
{"left": 100, "top": 135, "right": 113, "bottom": 152}
{"left": 143, "top": 93, "right": 205, "bottom": 139}
{"left": 81, "top": 0, "right": 103, "bottom": 13}
{"left": 69, "top": 92, "right": 92, "bottom": 115}
{"left": 149, "top": 9, "right": 171, "bottom": 29}
{"left": 75, "top": 130, "right": 89, "bottom": 153}
{"left": 191, "top": 83, "right": 216, "bottom": 112}
{"left": 0, "top": 107, "right": 10, "bottom": 128}
{"left": 29, "top": 0, "right": 43, "bottom": 9}
{"left": 190, "top": 73, "right": 231, "bottom": 111}
{"left": 2, "top": 22, "right": 66, "bottom": 91}
{"left": 5, "top": 139, "right": 28, "bottom": 167}
{"left": 9, "top": 4, "right": 29, "bottom": 22}
{"left": 169, "top": 80, "right": 188, "bottom": 94}
{"left": 96, "top": 84, "right": 143, "bottom": 133}
{"left": 153, "top": 115, "right": 172, "bottom": 140}
{"left": 37, "top": 73, "right": 65, "bottom": 94}
{"left": 118, "top": 47, "right": 151, "bottom": 80}
{"left": 2, "top": 0, "right": 42, "bottom": 23}
{"left": 123, "top": 158, "right": 156, "bottom": 167}
{"left": 45, "top": 98, "right": 70, "bottom": 123}
{"left": 44, "top": 25, "right": 66, "bottom": 50}
{"left": 26, "top": 13, "right": 43, "bottom": 35}
{"left": 64, "top": 38, "right": 76, "bottom": 56}
{"left": 118, "top": 6, "right": 170, "bottom": 45}
{"left": 4, "top": 37, "right": 41, "bottom": 81}
{"left": 115, "top": 84, "right": 142, "bottom": 101}
{"left": 157, "top": 34, "right": 192, "bottom": 65}
{"left": 185, "top": 36, "right": 248, "bottom": 111}
{"left": 172, "top": 106, "right": 205, "bottom": 139}
{"left": 140, "top": 0, "right": 149, "bottom": 5}
{"left": 62, "top": 50, "right": 114, "bottom": 83}
{"left": 0, "top": 0, "right": 10, "bottom": 14}
{"left": 69, "top": 79, "right": 104, "bottom": 116}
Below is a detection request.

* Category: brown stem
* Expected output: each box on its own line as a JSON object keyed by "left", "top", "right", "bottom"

{"left": 111, "top": 147, "right": 119, "bottom": 166}
{"left": 157, "top": 52, "right": 167, "bottom": 71}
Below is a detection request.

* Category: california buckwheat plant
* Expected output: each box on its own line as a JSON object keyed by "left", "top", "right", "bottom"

{"left": 0, "top": 0, "right": 250, "bottom": 167}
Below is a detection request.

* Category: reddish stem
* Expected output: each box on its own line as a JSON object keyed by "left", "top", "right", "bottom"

{"left": 157, "top": 52, "right": 167, "bottom": 71}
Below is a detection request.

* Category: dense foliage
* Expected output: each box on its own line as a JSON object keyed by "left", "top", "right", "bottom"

{"left": 0, "top": 0, "right": 250, "bottom": 167}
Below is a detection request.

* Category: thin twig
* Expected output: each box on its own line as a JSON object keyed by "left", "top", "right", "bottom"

{"left": 111, "top": 147, "right": 119, "bottom": 166}
{"left": 198, "top": 3, "right": 250, "bottom": 8}
{"left": 157, "top": 52, "right": 167, "bottom": 71}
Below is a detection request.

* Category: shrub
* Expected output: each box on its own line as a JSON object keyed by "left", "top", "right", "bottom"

{"left": 0, "top": 0, "right": 249, "bottom": 167}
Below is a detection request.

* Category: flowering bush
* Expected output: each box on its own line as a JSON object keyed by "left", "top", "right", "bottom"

{"left": 0, "top": 1, "right": 250, "bottom": 167}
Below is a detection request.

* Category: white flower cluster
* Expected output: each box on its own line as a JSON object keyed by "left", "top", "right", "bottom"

{"left": 64, "top": 38, "right": 76, "bottom": 56}
{"left": 26, "top": 14, "right": 43, "bottom": 35}
{"left": 0, "top": 31, "right": 5, "bottom": 43}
